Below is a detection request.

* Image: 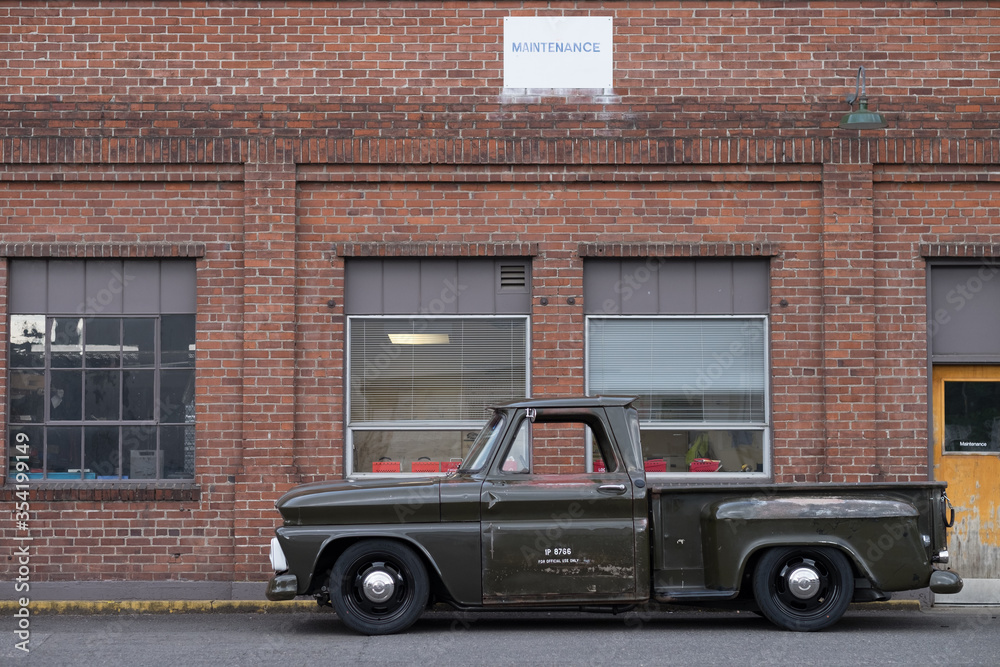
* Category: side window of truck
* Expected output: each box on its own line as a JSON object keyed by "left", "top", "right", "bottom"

{"left": 500, "top": 418, "right": 616, "bottom": 475}
{"left": 500, "top": 420, "right": 531, "bottom": 473}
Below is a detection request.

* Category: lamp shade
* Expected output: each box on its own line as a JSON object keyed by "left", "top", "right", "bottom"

{"left": 838, "top": 99, "right": 887, "bottom": 129}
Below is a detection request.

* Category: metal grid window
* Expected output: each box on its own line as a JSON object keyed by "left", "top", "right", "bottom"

{"left": 7, "top": 260, "right": 196, "bottom": 481}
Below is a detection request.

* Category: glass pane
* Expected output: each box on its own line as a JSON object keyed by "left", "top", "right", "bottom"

{"left": 943, "top": 381, "right": 1000, "bottom": 453}
{"left": 122, "top": 426, "right": 158, "bottom": 479}
{"left": 352, "top": 430, "right": 473, "bottom": 474}
{"left": 160, "top": 369, "right": 195, "bottom": 423}
{"left": 161, "top": 425, "right": 195, "bottom": 478}
{"left": 46, "top": 426, "right": 82, "bottom": 477}
{"left": 123, "top": 318, "right": 156, "bottom": 367}
{"left": 85, "top": 318, "right": 121, "bottom": 368}
{"left": 9, "top": 370, "right": 44, "bottom": 423}
{"left": 500, "top": 421, "right": 532, "bottom": 473}
{"left": 50, "top": 317, "right": 83, "bottom": 368}
{"left": 84, "top": 370, "right": 120, "bottom": 420}
{"left": 123, "top": 370, "right": 155, "bottom": 421}
{"left": 349, "top": 318, "right": 527, "bottom": 422}
{"left": 588, "top": 318, "right": 767, "bottom": 422}
{"left": 50, "top": 370, "right": 83, "bottom": 421}
{"left": 638, "top": 429, "right": 765, "bottom": 473}
{"left": 461, "top": 413, "right": 506, "bottom": 472}
{"left": 9, "top": 315, "right": 45, "bottom": 367}
{"left": 161, "top": 314, "right": 196, "bottom": 367}
{"left": 84, "top": 425, "right": 120, "bottom": 479}
{"left": 8, "top": 425, "right": 43, "bottom": 476}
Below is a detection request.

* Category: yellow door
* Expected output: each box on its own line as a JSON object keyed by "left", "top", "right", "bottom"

{"left": 932, "top": 366, "right": 1000, "bottom": 602}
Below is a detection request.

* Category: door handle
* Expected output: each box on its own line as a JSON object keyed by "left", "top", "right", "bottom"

{"left": 597, "top": 483, "right": 627, "bottom": 495}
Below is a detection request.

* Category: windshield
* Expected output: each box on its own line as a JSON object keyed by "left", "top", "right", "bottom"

{"left": 460, "top": 412, "right": 506, "bottom": 472}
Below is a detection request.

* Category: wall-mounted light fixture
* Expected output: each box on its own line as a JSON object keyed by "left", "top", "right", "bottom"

{"left": 839, "top": 66, "right": 887, "bottom": 130}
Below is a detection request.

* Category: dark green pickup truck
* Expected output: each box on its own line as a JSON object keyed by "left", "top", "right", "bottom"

{"left": 266, "top": 396, "right": 962, "bottom": 634}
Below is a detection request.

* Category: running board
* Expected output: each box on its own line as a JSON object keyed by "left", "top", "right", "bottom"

{"left": 653, "top": 588, "right": 738, "bottom": 603}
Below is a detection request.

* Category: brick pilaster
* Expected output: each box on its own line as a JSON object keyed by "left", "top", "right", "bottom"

{"left": 531, "top": 246, "right": 585, "bottom": 397}
{"left": 820, "top": 162, "right": 879, "bottom": 482}
{"left": 233, "top": 148, "right": 301, "bottom": 580}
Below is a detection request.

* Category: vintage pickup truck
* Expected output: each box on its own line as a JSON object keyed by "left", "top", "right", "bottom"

{"left": 266, "top": 396, "right": 962, "bottom": 634}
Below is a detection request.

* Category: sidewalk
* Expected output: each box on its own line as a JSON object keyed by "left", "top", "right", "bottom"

{"left": 0, "top": 598, "right": 926, "bottom": 615}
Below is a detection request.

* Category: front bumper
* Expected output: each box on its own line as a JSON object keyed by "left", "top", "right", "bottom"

{"left": 929, "top": 569, "right": 963, "bottom": 595}
{"left": 265, "top": 573, "right": 299, "bottom": 601}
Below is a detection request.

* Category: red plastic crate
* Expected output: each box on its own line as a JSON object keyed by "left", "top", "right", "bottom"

{"left": 442, "top": 461, "right": 461, "bottom": 473}
{"left": 372, "top": 461, "right": 401, "bottom": 473}
{"left": 411, "top": 461, "right": 440, "bottom": 473}
{"left": 689, "top": 458, "right": 722, "bottom": 473}
{"left": 643, "top": 458, "right": 667, "bottom": 472}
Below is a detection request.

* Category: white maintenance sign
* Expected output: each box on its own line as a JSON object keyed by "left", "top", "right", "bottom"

{"left": 503, "top": 16, "right": 614, "bottom": 89}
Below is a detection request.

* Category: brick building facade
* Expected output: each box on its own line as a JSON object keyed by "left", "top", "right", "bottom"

{"left": 2, "top": 2, "right": 998, "bottom": 601}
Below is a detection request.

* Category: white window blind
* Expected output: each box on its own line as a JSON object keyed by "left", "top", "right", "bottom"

{"left": 349, "top": 317, "right": 527, "bottom": 422}
{"left": 588, "top": 318, "right": 766, "bottom": 422}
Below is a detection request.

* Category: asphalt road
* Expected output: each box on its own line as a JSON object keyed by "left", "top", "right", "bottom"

{"left": 3, "top": 605, "right": 999, "bottom": 666}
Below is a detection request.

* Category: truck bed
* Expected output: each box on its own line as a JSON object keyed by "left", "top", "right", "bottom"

{"left": 648, "top": 481, "right": 949, "bottom": 600}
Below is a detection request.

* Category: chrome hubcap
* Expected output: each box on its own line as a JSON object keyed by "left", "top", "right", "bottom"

{"left": 362, "top": 570, "right": 396, "bottom": 603}
{"left": 787, "top": 566, "right": 821, "bottom": 599}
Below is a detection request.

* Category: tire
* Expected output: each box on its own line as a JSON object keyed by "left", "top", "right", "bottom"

{"left": 752, "top": 546, "right": 854, "bottom": 632}
{"left": 329, "top": 539, "right": 429, "bottom": 635}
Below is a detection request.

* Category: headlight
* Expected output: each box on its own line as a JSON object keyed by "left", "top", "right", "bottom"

{"left": 269, "top": 537, "right": 289, "bottom": 572}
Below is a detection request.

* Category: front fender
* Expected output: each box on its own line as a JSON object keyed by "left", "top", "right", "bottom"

{"left": 276, "top": 523, "right": 482, "bottom": 605}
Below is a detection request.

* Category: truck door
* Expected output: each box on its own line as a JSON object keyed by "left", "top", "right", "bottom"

{"left": 480, "top": 410, "right": 638, "bottom": 603}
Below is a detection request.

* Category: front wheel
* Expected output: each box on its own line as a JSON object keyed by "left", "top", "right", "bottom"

{"left": 329, "top": 540, "right": 429, "bottom": 635}
{"left": 752, "top": 546, "right": 854, "bottom": 632}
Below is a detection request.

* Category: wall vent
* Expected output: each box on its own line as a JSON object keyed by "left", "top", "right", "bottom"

{"left": 499, "top": 264, "right": 528, "bottom": 291}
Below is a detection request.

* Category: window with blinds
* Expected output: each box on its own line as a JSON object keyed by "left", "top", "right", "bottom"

{"left": 587, "top": 317, "right": 766, "bottom": 422}
{"left": 586, "top": 316, "right": 769, "bottom": 476}
{"left": 347, "top": 316, "right": 528, "bottom": 474}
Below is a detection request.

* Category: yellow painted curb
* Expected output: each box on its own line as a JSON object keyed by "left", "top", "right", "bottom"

{"left": 0, "top": 599, "right": 320, "bottom": 615}
{"left": 849, "top": 599, "right": 923, "bottom": 611}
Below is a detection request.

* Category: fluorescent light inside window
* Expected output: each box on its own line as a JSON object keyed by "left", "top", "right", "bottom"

{"left": 387, "top": 333, "right": 450, "bottom": 345}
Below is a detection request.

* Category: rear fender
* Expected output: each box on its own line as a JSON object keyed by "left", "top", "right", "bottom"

{"left": 701, "top": 497, "right": 929, "bottom": 592}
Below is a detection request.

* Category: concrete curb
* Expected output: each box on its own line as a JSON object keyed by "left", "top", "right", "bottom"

{"left": 0, "top": 599, "right": 321, "bottom": 615}
{"left": 0, "top": 598, "right": 922, "bottom": 616}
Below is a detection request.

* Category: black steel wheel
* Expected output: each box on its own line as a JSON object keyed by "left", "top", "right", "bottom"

{"left": 329, "top": 540, "right": 429, "bottom": 635}
{"left": 752, "top": 546, "right": 854, "bottom": 632}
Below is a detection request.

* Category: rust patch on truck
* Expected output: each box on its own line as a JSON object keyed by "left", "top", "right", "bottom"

{"left": 712, "top": 497, "right": 918, "bottom": 521}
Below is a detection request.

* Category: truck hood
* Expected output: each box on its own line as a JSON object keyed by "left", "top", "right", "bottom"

{"left": 275, "top": 477, "right": 441, "bottom": 525}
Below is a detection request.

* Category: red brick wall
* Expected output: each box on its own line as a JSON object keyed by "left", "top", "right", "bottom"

{"left": 0, "top": 175, "right": 245, "bottom": 582}
{"left": 874, "top": 176, "right": 1000, "bottom": 480}
{"left": 2, "top": 2, "right": 1000, "bottom": 588}
{"left": 298, "top": 175, "right": 826, "bottom": 479}
{"left": 2, "top": 2, "right": 999, "bottom": 135}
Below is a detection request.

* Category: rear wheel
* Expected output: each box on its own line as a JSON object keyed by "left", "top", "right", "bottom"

{"left": 752, "top": 546, "right": 854, "bottom": 632}
{"left": 329, "top": 540, "right": 429, "bottom": 635}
